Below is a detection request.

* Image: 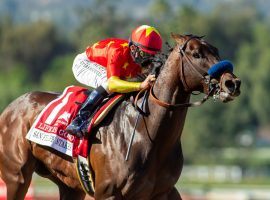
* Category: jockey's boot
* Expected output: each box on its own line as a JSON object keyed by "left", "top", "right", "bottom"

{"left": 66, "top": 86, "right": 108, "bottom": 137}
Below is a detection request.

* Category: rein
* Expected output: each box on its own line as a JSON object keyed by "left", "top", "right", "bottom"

{"left": 134, "top": 81, "right": 215, "bottom": 111}
{"left": 149, "top": 82, "right": 215, "bottom": 109}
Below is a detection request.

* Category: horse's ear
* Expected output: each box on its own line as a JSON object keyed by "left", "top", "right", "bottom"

{"left": 170, "top": 32, "right": 185, "bottom": 44}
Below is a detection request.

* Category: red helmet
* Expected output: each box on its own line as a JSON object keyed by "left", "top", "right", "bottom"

{"left": 130, "top": 25, "right": 162, "bottom": 55}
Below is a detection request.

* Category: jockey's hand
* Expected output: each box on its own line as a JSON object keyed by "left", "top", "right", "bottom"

{"left": 140, "top": 74, "right": 156, "bottom": 90}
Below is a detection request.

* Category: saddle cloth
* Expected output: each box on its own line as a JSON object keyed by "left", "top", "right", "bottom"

{"left": 26, "top": 85, "right": 123, "bottom": 157}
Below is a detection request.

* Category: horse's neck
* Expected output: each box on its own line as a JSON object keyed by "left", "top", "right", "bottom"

{"left": 147, "top": 53, "right": 190, "bottom": 148}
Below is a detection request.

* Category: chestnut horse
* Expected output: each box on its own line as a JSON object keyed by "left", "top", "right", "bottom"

{"left": 0, "top": 33, "right": 241, "bottom": 200}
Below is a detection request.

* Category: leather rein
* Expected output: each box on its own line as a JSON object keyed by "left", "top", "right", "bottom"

{"left": 135, "top": 36, "right": 218, "bottom": 111}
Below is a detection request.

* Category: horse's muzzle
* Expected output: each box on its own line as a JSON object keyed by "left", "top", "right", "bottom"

{"left": 224, "top": 78, "right": 241, "bottom": 96}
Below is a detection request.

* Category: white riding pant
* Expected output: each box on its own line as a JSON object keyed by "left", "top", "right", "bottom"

{"left": 72, "top": 52, "right": 109, "bottom": 92}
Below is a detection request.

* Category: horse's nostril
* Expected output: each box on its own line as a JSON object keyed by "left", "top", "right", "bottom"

{"left": 225, "top": 80, "right": 235, "bottom": 93}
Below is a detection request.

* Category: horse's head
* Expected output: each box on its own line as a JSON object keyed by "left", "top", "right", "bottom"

{"left": 171, "top": 33, "right": 241, "bottom": 102}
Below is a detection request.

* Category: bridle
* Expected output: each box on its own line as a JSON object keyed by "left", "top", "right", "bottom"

{"left": 128, "top": 36, "right": 230, "bottom": 161}
{"left": 128, "top": 36, "right": 220, "bottom": 160}
{"left": 135, "top": 36, "right": 220, "bottom": 111}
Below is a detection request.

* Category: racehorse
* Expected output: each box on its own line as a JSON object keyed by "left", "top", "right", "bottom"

{"left": 0, "top": 33, "right": 241, "bottom": 200}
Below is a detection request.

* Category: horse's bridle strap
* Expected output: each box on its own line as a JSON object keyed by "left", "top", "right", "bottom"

{"left": 134, "top": 81, "right": 213, "bottom": 111}
{"left": 149, "top": 82, "right": 213, "bottom": 109}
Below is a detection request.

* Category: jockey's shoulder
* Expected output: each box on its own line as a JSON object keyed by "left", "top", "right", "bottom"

{"left": 95, "top": 38, "right": 129, "bottom": 49}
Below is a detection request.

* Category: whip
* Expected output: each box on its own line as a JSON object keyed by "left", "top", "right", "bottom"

{"left": 125, "top": 61, "right": 162, "bottom": 161}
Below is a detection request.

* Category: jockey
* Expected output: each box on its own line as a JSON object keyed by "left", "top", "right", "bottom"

{"left": 66, "top": 25, "right": 163, "bottom": 136}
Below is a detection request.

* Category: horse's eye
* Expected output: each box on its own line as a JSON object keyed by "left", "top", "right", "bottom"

{"left": 192, "top": 52, "right": 201, "bottom": 59}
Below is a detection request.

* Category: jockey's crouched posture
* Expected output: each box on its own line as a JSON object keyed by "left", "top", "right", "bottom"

{"left": 66, "top": 25, "right": 163, "bottom": 137}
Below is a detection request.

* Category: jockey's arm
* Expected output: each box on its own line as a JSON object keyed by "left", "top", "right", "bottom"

{"left": 107, "top": 76, "right": 141, "bottom": 93}
{"left": 107, "top": 75, "right": 155, "bottom": 93}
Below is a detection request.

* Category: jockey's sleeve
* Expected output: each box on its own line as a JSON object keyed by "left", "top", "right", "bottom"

{"left": 108, "top": 76, "right": 141, "bottom": 93}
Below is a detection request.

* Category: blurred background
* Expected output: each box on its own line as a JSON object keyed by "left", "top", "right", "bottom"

{"left": 0, "top": 0, "right": 270, "bottom": 199}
